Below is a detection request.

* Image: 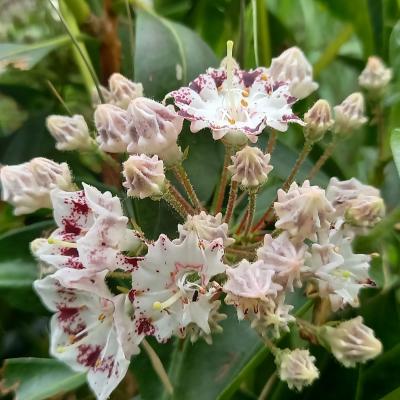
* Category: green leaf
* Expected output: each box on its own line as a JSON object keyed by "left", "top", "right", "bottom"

{"left": 379, "top": 386, "right": 400, "bottom": 400}
{"left": 134, "top": 9, "right": 218, "bottom": 100}
{"left": 390, "top": 129, "right": 400, "bottom": 176}
{"left": 1, "top": 358, "right": 86, "bottom": 400}
{"left": 0, "top": 36, "right": 70, "bottom": 73}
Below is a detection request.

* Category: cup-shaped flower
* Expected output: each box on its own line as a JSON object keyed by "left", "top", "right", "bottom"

{"left": 358, "top": 56, "right": 392, "bottom": 94}
{"left": 125, "top": 97, "right": 183, "bottom": 164}
{"left": 303, "top": 99, "right": 334, "bottom": 142}
{"left": 34, "top": 269, "right": 141, "bottom": 400}
{"left": 94, "top": 104, "right": 129, "bottom": 153}
{"left": 109, "top": 73, "right": 144, "bottom": 109}
{"left": 333, "top": 92, "right": 367, "bottom": 134}
{"left": 122, "top": 154, "right": 166, "bottom": 199}
{"left": 274, "top": 180, "right": 335, "bottom": 242}
{"left": 257, "top": 232, "right": 309, "bottom": 291}
{"left": 0, "top": 158, "right": 73, "bottom": 215}
{"left": 131, "top": 233, "right": 227, "bottom": 342}
{"left": 275, "top": 348, "right": 319, "bottom": 391}
{"left": 177, "top": 211, "right": 235, "bottom": 247}
{"left": 319, "top": 317, "right": 382, "bottom": 367}
{"left": 167, "top": 67, "right": 303, "bottom": 145}
{"left": 326, "top": 177, "right": 385, "bottom": 230}
{"left": 268, "top": 47, "right": 319, "bottom": 100}
{"left": 46, "top": 115, "right": 92, "bottom": 151}
{"left": 306, "top": 229, "right": 371, "bottom": 311}
{"left": 228, "top": 146, "right": 273, "bottom": 189}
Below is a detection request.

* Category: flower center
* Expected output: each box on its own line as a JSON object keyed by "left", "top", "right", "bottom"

{"left": 48, "top": 237, "right": 77, "bottom": 248}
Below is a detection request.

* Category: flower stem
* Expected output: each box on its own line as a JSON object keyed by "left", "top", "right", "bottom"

{"left": 142, "top": 339, "right": 174, "bottom": 396}
{"left": 258, "top": 371, "right": 277, "bottom": 400}
{"left": 243, "top": 191, "right": 257, "bottom": 237}
{"left": 163, "top": 187, "right": 188, "bottom": 219}
{"left": 224, "top": 180, "right": 239, "bottom": 224}
{"left": 172, "top": 164, "right": 202, "bottom": 212}
{"left": 168, "top": 184, "right": 195, "bottom": 215}
{"left": 214, "top": 145, "right": 233, "bottom": 214}
{"left": 266, "top": 129, "right": 277, "bottom": 154}
{"left": 307, "top": 136, "right": 338, "bottom": 180}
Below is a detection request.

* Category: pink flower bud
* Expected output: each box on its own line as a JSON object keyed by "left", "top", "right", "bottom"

{"left": 109, "top": 73, "right": 144, "bottom": 109}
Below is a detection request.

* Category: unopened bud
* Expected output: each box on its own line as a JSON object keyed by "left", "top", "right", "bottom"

{"left": 304, "top": 100, "right": 334, "bottom": 142}
{"left": 345, "top": 196, "right": 385, "bottom": 228}
{"left": 333, "top": 92, "right": 367, "bottom": 134}
{"left": 46, "top": 115, "right": 92, "bottom": 151}
{"left": 29, "top": 158, "right": 72, "bottom": 190}
{"left": 94, "top": 104, "right": 129, "bottom": 153}
{"left": 122, "top": 154, "right": 166, "bottom": 199}
{"left": 319, "top": 317, "right": 382, "bottom": 368}
{"left": 228, "top": 146, "right": 273, "bottom": 189}
{"left": 91, "top": 85, "right": 113, "bottom": 106}
{"left": 268, "top": 47, "right": 318, "bottom": 100}
{"left": 358, "top": 56, "right": 392, "bottom": 94}
{"left": 109, "top": 73, "right": 143, "bottom": 109}
{"left": 126, "top": 97, "right": 183, "bottom": 165}
{"left": 275, "top": 348, "right": 319, "bottom": 391}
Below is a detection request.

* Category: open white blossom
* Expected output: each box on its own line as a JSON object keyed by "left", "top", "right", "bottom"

{"left": 131, "top": 233, "right": 227, "bottom": 342}
{"left": 0, "top": 158, "right": 73, "bottom": 215}
{"left": 167, "top": 42, "right": 303, "bottom": 145}
{"left": 333, "top": 92, "right": 367, "bottom": 134}
{"left": 257, "top": 232, "right": 309, "bottom": 291}
{"left": 46, "top": 115, "right": 92, "bottom": 151}
{"left": 122, "top": 154, "right": 166, "bottom": 199}
{"left": 177, "top": 211, "right": 235, "bottom": 247}
{"left": 268, "top": 47, "right": 319, "bottom": 100}
{"left": 275, "top": 348, "right": 319, "bottom": 391}
{"left": 109, "top": 73, "right": 144, "bottom": 108}
{"left": 228, "top": 146, "right": 273, "bottom": 188}
{"left": 358, "top": 56, "right": 392, "bottom": 93}
{"left": 274, "top": 180, "right": 335, "bottom": 241}
{"left": 319, "top": 316, "right": 382, "bottom": 367}
{"left": 307, "top": 229, "right": 372, "bottom": 311}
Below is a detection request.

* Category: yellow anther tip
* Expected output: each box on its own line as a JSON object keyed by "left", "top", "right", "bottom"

{"left": 153, "top": 301, "right": 162, "bottom": 311}
{"left": 227, "top": 40, "right": 234, "bottom": 48}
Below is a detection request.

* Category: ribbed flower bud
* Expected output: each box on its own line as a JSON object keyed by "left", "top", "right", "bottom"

{"left": 122, "top": 154, "right": 166, "bottom": 199}
{"left": 0, "top": 158, "right": 72, "bottom": 215}
{"left": 275, "top": 348, "right": 319, "bottom": 391}
{"left": 46, "top": 114, "right": 92, "bottom": 151}
{"left": 304, "top": 99, "right": 334, "bottom": 142}
{"left": 228, "top": 146, "right": 273, "bottom": 189}
{"left": 268, "top": 47, "right": 319, "bottom": 99}
{"left": 94, "top": 104, "right": 129, "bottom": 153}
{"left": 109, "top": 73, "right": 144, "bottom": 109}
{"left": 177, "top": 211, "right": 235, "bottom": 247}
{"left": 319, "top": 317, "right": 382, "bottom": 368}
{"left": 358, "top": 56, "right": 392, "bottom": 94}
{"left": 333, "top": 93, "right": 367, "bottom": 134}
{"left": 125, "top": 97, "right": 184, "bottom": 165}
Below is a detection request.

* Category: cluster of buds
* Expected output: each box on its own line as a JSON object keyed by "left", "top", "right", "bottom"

{"left": 0, "top": 41, "right": 387, "bottom": 400}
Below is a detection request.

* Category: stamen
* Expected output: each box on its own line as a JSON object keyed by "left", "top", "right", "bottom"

{"left": 226, "top": 40, "right": 236, "bottom": 117}
{"left": 48, "top": 237, "right": 78, "bottom": 248}
{"left": 153, "top": 290, "right": 182, "bottom": 311}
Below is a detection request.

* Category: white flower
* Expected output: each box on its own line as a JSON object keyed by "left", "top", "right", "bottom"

{"left": 167, "top": 42, "right": 303, "bottom": 145}
{"left": 34, "top": 269, "right": 141, "bottom": 400}
{"left": 257, "top": 232, "right": 309, "bottom": 291}
{"left": 333, "top": 92, "right": 367, "bottom": 134}
{"left": 319, "top": 316, "right": 382, "bottom": 367}
{"left": 46, "top": 115, "right": 92, "bottom": 151}
{"left": 122, "top": 154, "right": 166, "bottom": 199}
{"left": 228, "top": 146, "right": 273, "bottom": 188}
{"left": 326, "top": 177, "right": 384, "bottom": 229}
{"left": 307, "top": 229, "right": 371, "bottom": 311}
{"left": 303, "top": 99, "right": 334, "bottom": 142}
{"left": 0, "top": 158, "right": 73, "bottom": 215}
{"left": 94, "top": 104, "right": 129, "bottom": 153}
{"left": 177, "top": 211, "right": 235, "bottom": 247}
{"left": 274, "top": 180, "right": 335, "bottom": 241}
{"left": 275, "top": 348, "right": 319, "bottom": 391}
{"left": 125, "top": 97, "right": 183, "bottom": 165}
{"left": 268, "top": 47, "right": 319, "bottom": 100}
{"left": 131, "top": 233, "right": 227, "bottom": 342}
{"left": 358, "top": 56, "right": 392, "bottom": 93}
{"left": 109, "top": 73, "right": 144, "bottom": 109}
{"left": 33, "top": 183, "right": 140, "bottom": 274}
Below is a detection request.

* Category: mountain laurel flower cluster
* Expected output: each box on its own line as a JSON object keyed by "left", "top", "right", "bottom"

{"left": 0, "top": 42, "right": 388, "bottom": 399}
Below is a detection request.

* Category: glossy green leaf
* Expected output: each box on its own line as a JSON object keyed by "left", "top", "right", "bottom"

{"left": 134, "top": 9, "right": 218, "bottom": 100}
{"left": 1, "top": 358, "right": 86, "bottom": 400}
{"left": 390, "top": 129, "right": 400, "bottom": 176}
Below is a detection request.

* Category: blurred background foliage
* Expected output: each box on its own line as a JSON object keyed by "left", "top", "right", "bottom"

{"left": 0, "top": 0, "right": 400, "bottom": 399}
